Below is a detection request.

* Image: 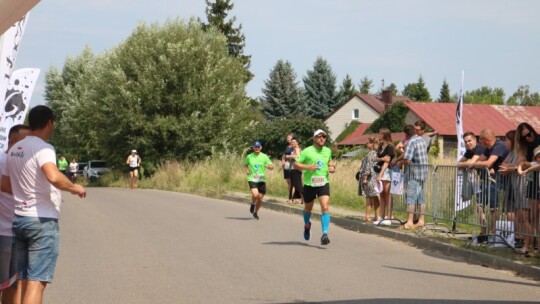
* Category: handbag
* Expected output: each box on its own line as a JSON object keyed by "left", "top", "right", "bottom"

{"left": 494, "top": 220, "right": 515, "bottom": 248}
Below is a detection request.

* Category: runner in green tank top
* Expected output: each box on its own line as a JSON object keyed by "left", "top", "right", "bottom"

{"left": 244, "top": 141, "right": 274, "bottom": 220}
{"left": 294, "top": 129, "right": 335, "bottom": 245}
{"left": 57, "top": 156, "right": 68, "bottom": 176}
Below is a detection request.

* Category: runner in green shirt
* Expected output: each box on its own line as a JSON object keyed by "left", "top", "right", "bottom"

{"left": 294, "top": 129, "right": 335, "bottom": 245}
{"left": 244, "top": 141, "right": 274, "bottom": 220}
{"left": 57, "top": 156, "right": 68, "bottom": 176}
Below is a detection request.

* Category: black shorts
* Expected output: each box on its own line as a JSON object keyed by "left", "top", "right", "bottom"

{"left": 303, "top": 184, "right": 330, "bottom": 204}
{"left": 526, "top": 173, "right": 540, "bottom": 200}
{"left": 129, "top": 166, "right": 139, "bottom": 172}
{"left": 283, "top": 169, "right": 291, "bottom": 179}
{"left": 248, "top": 181, "right": 266, "bottom": 195}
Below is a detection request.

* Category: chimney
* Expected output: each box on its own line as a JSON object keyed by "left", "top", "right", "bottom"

{"left": 382, "top": 90, "right": 392, "bottom": 110}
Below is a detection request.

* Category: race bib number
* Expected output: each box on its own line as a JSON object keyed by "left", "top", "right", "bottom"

{"left": 253, "top": 174, "right": 263, "bottom": 182}
{"left": 311, "top": 176, "right": 326, "bottom": 187}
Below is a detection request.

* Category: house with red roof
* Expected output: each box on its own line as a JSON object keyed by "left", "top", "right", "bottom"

{"left": 324, "top": 91, "right": 412, "bottom": 140}
{"left": 339, "top": 101, "right": 540, "bottom": 157}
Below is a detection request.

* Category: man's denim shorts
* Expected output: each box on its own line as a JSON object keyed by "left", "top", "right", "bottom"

{"left": 12, "top": 216, "right": 60, "bottom": 283}
{"left": 0, "top": 235, "right": 17, "bottom": 289}
{"left": 406, "top": 179, "right": 425, "bottom": 205}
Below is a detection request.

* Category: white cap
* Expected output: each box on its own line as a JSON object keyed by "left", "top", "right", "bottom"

{"left": 131, "top": 149, "right": 137, "bottom": 153}
{"left": 313, "top": 129, "right": 326, "bottom": 138}
{"left": 534, "top": 146, "right": 540, "bottom": 158}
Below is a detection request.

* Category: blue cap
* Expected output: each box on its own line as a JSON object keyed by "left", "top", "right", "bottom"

{"left": 252, "top": 141, "right": 262, "bottom": 147}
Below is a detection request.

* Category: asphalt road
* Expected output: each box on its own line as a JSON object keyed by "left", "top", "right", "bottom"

{"left": 45, "top": 188, "right": 539, "bottom": 304}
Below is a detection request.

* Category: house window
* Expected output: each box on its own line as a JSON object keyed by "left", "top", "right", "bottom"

{"left": 352, "top": 109, "right": 359, "bottom": 119}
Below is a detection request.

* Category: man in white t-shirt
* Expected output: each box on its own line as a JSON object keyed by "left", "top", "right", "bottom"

{"left": 1, "top": 106, "right": 86, "bottom": 304}
{"left": 0, "top": 124, "right": 30, "bottom": 303}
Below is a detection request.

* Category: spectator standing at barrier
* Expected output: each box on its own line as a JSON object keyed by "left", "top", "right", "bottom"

{"left": 457, "top": 132, "right": 489, "bottom": 241}
{"left": 501, "top": 130, "right": 531, "bottom": 255}
{"left": 472, "top": 129, "right": 510, "bottom": 236}
{"left": 245, "top": 141, "right": 274, "bottom": 220}
{"left": 457, "top": 132, "right": 487, "bottom": 168}
{"left": 359, "top": 137, "right": 380, "bottom": 222}
{"left": 517, "top": 147, "right": 540, "bottom": 256}
{"left": 376, "top": 128, "right": 395, "bottom": 222}
{"left": 414, "top": 120, "right": 438, "bottom": 153}
{"left": 498, "top": 131, "right": 522, "bottom": 219}
{"left": 516, "top": 122, "right": 540, "bottom": 256}
{"left": 282, "top": 134, "right": 294, "bottom": 203}
{"left": 294, "top": 129, "right": 335, "bottom": 245}
{"left": 1, "top": 105, "right": 86, "bottom": 304}
{"left": 0, "top": 125, "right": 30, "bottom": 303}
{"left": 397, "top": 125, "right": 428, "bottom": 229}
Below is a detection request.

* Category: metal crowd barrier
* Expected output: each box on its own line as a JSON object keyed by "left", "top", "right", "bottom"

{"left": 389, "top": 164, "right": 540, "bottom": 250}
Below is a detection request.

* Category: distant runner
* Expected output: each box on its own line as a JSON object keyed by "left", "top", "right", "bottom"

{"left": 244, "top": 141, "right": 273, "bottom": 220}
{"left": 294, "top": 129, "right": 335, "bottom": 245}
{"left": 57, "top": 156, "right": 68, "bottom": 177}
{"left": 126, "top": 150, "right": 141, "bottom": 189}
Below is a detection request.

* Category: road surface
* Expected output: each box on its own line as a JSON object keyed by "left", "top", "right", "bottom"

{"left": 45, "top": 188, "right": 539, "bottom": 303}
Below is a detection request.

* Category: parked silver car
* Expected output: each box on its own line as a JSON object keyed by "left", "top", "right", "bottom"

{"left": 83, "top": 160, "right": 111, "bottom": 181}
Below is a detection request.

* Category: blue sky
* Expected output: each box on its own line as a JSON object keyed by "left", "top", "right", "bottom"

{"left": 13, "top": 0, "right": 540, "bottom": 106}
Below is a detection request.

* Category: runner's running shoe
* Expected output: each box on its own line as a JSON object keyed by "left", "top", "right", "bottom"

{"left": 321, "top": 234, "right": 330, "bottom": 245}
{"left": 250, "top": 204, "right": 255, "bottom": 214}
{"left": 304, "top": 222, "right": 311, "bottom": 241}
{"left": 253, "top": 212, "right": 259, "bottom": 220}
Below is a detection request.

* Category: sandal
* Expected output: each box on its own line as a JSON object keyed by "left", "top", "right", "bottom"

{"left": 399, "top": 224, "right": 414, "bottom": 230}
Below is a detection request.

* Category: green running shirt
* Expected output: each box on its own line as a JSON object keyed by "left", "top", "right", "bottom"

{"left": 296, "top": 145, "right": 332, "bottom": 187}
{"left": 244, "top": 152, "right": 272, "bottom": 182}
{"left": 57, "top": 159, "right": 68, "bottom": 171}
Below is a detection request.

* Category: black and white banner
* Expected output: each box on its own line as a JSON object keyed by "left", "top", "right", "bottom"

{"left": 455, "top": 71, "right": 469, "bottom": 211}
{"left": 0, "top": 68, "right": 40, "bottom": 152}
{"left": 456, "top": 71, "right": 465, "bottom": 161}
{"left": 0, "top": 13, "right": 29, "bottom": 114}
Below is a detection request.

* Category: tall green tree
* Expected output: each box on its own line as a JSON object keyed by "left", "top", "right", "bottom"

{"left": 201, "top": 0, "right": 252, "bottom": 81}
{"left": 366, "top": 102, "right": 409, "bottom": 134}
{"left": 438, "top": 79, "right": 453, "bottom": 102}
{"left": 303, "top": 57, "right": 339, "bottom": 119}
{"left": 46, "top": 20, "right": 253, "bottom": 172}
{"left": 507, "top": 85, "right": 540, "bottom": 106}
{"left": 402, "top": 75, "right": 431, "bottom": 101}
{"left": 464, "top": 86, "right": 505, "bottom": 104}
{"left": 358, "top": 76, "right": 373, "bottom": 94}
{"left": 260, "top": 60, "right": 306, "bottom": 120}
{"left": 46, "top": 46, "right": 101, "bottom": 161}
{"left": 337, "top": 74, "right": 357, "bottom": 104}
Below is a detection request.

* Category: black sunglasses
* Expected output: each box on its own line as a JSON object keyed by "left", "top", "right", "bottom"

{"left": 522, "top": 131, "right": 533, "bottom": 139}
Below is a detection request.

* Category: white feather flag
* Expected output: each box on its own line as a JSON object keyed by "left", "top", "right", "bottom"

{"left": 0, "top": 68, "right": 40, "bottom": 152}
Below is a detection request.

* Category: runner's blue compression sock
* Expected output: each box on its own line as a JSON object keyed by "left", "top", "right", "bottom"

{"left": 321, "top": 213, "right": 331, "bottom": 234}
{"left": 303, "top": 210, "right": 311, "bottom": 225}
